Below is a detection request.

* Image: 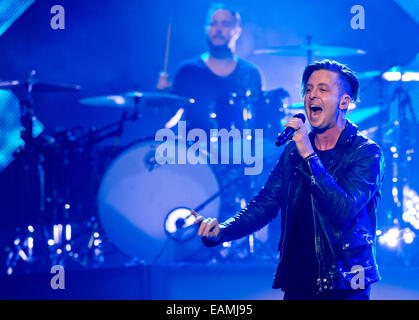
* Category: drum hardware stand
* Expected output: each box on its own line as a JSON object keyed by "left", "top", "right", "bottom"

{"left": 5, "top": 70, "right": 48, "bottom": 275}
{"left": 5, "top": 226, "right": 37, "bottom": 275}
{"left": 132, "top": 94, "right": 142, "bottom": 120}
{"left": 82, "top": 105, "right": 148, "bottom": 146}
{"left": 43, "top": 109, "right": 149, "bottom": 270}
{"left": 358, "top": 65, "right": 398, "bottom": 145}
{"left": 306, "top": 36, "right": 313, "bottom": 64}
{"left": 383, "top": 77, "right": 418, "bottom": 266}
{"left": 83, "top": 111, "right": 129, "bottom": 146}
{"left": 45, "top": 111, "right": 135, "bottom": 269}
{"left": 387, "top": 78, "right": 417, "bottom": 234}
{"left": 3, "top": 71, "right": 85, "bottom": 275}
{"left": 215, "top": 173, "right": 277, "bottom": 263}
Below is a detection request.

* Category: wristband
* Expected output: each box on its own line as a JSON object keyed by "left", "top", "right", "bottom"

{"left": 304, "top": 152, "right": 318, "bottom": 162}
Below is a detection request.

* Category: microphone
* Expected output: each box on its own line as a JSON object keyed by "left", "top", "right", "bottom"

{"left": 275, "top": 113, "right": 306, "bottom": 147}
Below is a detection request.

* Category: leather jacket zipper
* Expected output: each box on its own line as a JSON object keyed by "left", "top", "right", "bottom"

{"left": 307, "top": 159, "right": 317, "bottom": 187}
{"left": 279, "top": 179, "right": 293, "bottom": 262}
{"left": 278, "top": 152, "right": 302, "bottom": 264}
{"left": 306, "top": 157, "right": 329, "bottom": 293}
{"left": 311, "top": 193, "right": 323, "bottom": 293}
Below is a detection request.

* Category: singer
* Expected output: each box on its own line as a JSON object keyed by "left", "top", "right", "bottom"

{"left": 191, "top": 59, "right": 385, "bottom": 300}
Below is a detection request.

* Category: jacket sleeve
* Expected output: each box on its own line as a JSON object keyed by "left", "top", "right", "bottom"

{"left": 306, "top": 142, "right": 385, "bottom": 229}
{"left": 202, "top": 146, "right": 288, "bottom": 247}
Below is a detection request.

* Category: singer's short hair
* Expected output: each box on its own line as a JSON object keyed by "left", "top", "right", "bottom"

{"left": 302, "top": 59, "right": 360, "bottom": 102}
{"left": 206, "top": 3, "right": 241, "bottom": 27}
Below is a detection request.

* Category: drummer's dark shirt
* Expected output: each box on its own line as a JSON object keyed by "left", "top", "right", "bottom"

{"left": 171, "top": 57, "right": 262, "bottom": 132}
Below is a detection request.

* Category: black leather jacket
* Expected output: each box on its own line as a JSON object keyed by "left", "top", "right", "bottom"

{"left": 203, "top": 120, "right": 385, "bottom": 293}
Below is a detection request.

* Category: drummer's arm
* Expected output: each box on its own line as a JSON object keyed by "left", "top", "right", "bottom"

{"left": 157, "top": 71, "right": 172, "bottom": 90}
{"left": 157, "top": 63, "right": 190, "bottom": 94}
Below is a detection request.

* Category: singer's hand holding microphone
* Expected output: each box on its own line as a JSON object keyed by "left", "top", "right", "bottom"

{"left": 276, "top": 113, "right": 314, "bottom": 159}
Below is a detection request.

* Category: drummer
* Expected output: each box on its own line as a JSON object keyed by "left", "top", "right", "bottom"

{"left": 157, "top": 2, "right": 263, "bottom": 133}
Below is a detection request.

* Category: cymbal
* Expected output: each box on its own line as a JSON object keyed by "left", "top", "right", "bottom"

{"left": 79, "top": 91, "right": 195, "bottom": 108}
{"left": 0, "top": 80, "right": 81, "bottom": 92}
{"left": 357, "top": 71, "right": 382, "bottom": 80}
{"left": 254, "top": 44, "right": 366, "bottom": 57}
{"left": 358, "top": 66, "right": 419, "bottom": 81}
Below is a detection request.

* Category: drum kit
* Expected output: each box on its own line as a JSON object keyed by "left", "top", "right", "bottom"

{"left": 3, "top": 39, "right": 418, "bottom": 274}
{"left": 3, "top": 73, "right": 287, "bottom": 273}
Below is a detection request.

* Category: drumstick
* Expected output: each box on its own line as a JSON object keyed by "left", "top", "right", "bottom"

{"left": 163, "top": 19, "right": 172, "bottom": 74}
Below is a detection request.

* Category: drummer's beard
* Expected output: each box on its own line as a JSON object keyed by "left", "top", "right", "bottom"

{"left": 208, "top": 39, "right": 234, "bottom": 59}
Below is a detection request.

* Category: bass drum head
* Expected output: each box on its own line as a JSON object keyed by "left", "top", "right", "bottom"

{"left": 97, "top": 138, "right": 221, "bottom": 263}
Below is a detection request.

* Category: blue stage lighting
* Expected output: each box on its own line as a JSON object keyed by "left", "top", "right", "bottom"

{"left": 0, "top": 89, "right": 44, "bottom": 172}
{"left": 0, "top": 0, "right": 35, "bottom": 37}
{"left": 394, "top": 0, "right": 419, "bottom": 26}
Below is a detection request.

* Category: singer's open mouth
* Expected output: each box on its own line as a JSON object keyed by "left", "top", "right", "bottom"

{"left": 310, "top": 105, "right": 323, "bottom": 112}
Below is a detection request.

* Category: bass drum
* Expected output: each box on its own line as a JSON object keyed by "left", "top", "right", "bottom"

{"left": 97, "top": 138, "right": 221, "bottom": 263}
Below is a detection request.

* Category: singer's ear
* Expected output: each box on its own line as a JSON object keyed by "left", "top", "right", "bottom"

{"left": 339, "top": 94, "right": 351, "bottom": 111}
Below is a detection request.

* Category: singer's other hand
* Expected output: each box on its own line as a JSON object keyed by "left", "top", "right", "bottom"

{"left": 283, "top": 116, "right": 314, "bottom": 159}
{"left": 190, "top": 210, "right": 221, "bottom": 240}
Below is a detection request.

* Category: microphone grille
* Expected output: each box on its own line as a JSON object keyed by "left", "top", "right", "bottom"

{"left": 294, "top": 113, "right": 306, "bottom": 123}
